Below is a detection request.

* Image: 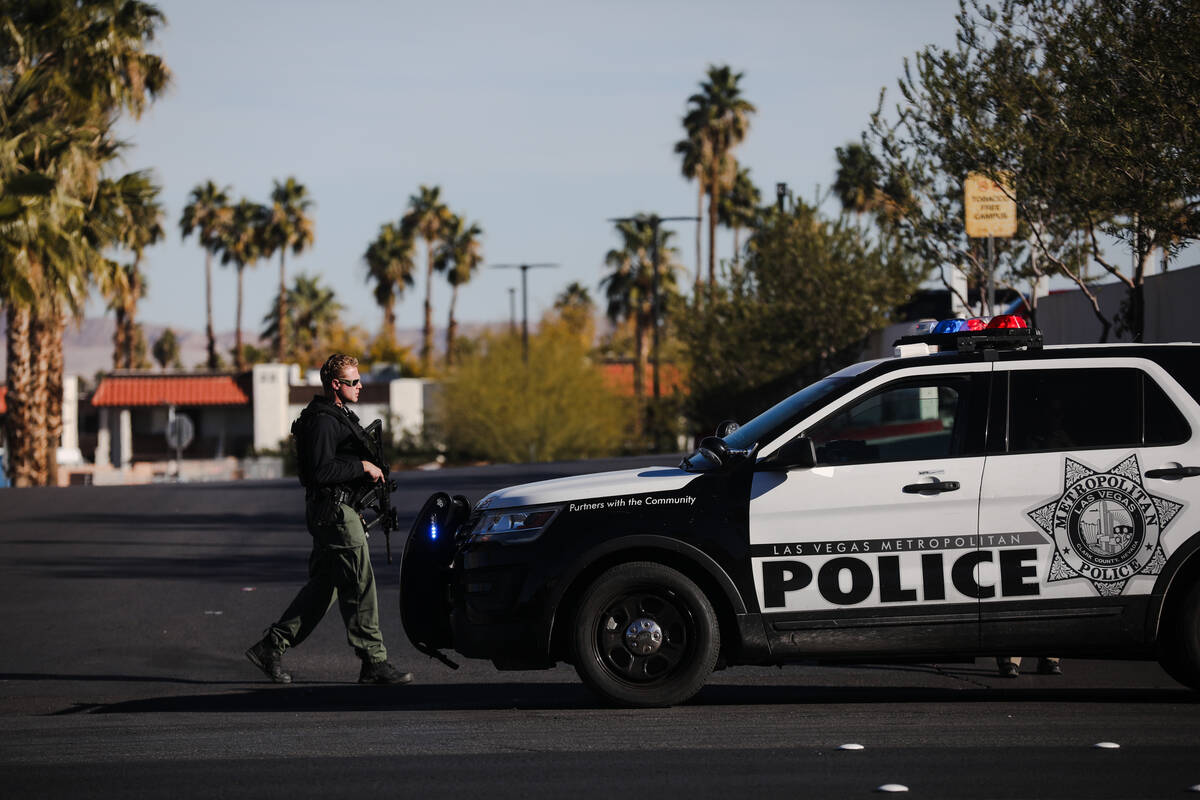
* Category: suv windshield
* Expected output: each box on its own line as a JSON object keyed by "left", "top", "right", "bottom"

{"left": 682, "top": 373, "right": 856, "bottom": 471}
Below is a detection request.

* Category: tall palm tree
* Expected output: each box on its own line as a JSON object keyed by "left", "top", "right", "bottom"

{"left": 261, "top": 272, "right": 343, "bottom": 368}
{"left": 264, "top": 176, "right": 315, "bottom": 361}
{"left": 833, "top": 143, "right": 883, "bottom": 218}
{"left": 434, "top": 213, "right": 483, "bottom": 365}
{"left": 220, "top": 199, "right": 269, "bottom": 371}
{"left": 717, "top": 166, "right": 761, "bottom": 266}
{"left": 681, "top": 65, "right": 756, "bottom": 289}
{"left": 401, "top": 184, "right": 452, "bottom": 372}
{"left": 103, "top": 170, "right": 163, "bottom": 368}
{"left": 601, "top": 216, "right": 682, "bottom": 432}
{"left": 363, "top": 221, "right": 416, "bottom": 345}
{"left": 1, "top": 0, "right": 169, "bottom": 485}
{"left": 673, "top": 128, "right": 707, "bottom": 294}
{"left": 180, "top": 181, "right": 232, "bottom": 369}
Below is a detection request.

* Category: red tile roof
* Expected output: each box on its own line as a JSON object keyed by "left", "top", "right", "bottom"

{"left": 92, "top": 374, "right": 250, "bottom": 407}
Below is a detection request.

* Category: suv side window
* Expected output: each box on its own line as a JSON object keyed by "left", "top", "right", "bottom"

{"left": 1008, "top": 367, "right": 1189, "bottom": 452}
{"left": 807, "top": 376, "right": 975, "bottom": 465}
{"left": 1144, "top": 374, "right": 1191, "bottom": 444}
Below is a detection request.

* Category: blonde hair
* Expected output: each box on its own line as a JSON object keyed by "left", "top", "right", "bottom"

{"left": 320, "top": 354, "right": 359, "bottom": 393}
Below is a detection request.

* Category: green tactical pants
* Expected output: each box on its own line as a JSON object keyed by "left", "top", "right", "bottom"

{"left": 266, "top": 501, "right": 387, "bottom": 663}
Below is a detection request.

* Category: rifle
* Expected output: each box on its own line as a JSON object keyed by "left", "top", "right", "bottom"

{"left": 353, "top": 419, "right": 400, "bottom": 563}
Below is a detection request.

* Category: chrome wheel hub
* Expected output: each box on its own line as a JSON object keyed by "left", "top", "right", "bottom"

{"left": 624, "top": 618, "right": 664, "bottom": 656}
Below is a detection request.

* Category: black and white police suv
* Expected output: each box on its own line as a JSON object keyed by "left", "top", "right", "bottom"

{"left": 400, "top": 315, "right": 1200, "bottom": 706}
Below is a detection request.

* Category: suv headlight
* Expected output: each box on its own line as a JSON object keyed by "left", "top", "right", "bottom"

{"left": 468, "top": 505, "right": 562, "bottom": 545}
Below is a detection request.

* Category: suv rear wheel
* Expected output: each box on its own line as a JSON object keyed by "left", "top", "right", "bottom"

{"left": 1160, "top": 580, "right": 1200, "bottom": 690}
{"left": 572, "top": 561, "right": 719, "bottom": 707}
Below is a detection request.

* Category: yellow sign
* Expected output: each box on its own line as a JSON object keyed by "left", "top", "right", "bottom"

{"left": 964, "top": 172, "right": 1017, "bottom": 238}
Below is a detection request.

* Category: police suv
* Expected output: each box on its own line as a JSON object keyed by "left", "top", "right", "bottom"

{"left": 400, "top": 316, "right": 1200, "bottom": 707}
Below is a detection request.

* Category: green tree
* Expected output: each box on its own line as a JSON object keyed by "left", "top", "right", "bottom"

{"left": 438, "top": 324, "right": 628, "bottom": 463}
{"left": 152, "top": 327, "right": 181, "bottom": 370}
{"left": 867, "top": 0, "right": 1200, "bottom": 340}
{"left": 678, "top": 201, "right": 922, "bottom": 435}
{"left": 363, "top": 220, "right": 416, "bottom": 347}
{"left": 680, "top": 65, "right": 756, "bottom": 290}
{"left": 180, "top": 180, "right": 233, "bottom": 369}
{"left": 261, "top": 272, "right": 343, "bottom": 369}
{"left": 401, "top": 184, "right": 452, "bottom": 372}
{"left": 220, "top": 198, "right": 269, "bottom": 371}
{"left": 264, "top": 176, "right": 315, "bottom": 361}
{"left": 435, "top": 213, "right": 483, "bottom": 365}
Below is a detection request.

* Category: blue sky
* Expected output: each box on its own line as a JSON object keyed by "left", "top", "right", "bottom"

{"left": 111, "top": 0, "right": 971, "bottom": 338}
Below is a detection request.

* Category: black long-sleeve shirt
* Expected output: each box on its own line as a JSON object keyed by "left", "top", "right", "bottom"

{"left": 300, "top": 396, "right": 369, "bottom": 488}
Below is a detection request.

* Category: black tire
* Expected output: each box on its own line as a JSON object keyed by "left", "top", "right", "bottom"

{"left": 572, "top": 561, "right": 719, "bottom": 707}
{"left": 1159, "top": 580, "right": 1200, "bottom": 690}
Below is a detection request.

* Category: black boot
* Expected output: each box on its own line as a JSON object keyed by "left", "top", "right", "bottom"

{"left": 245, "top": 639, "right": 292, "bottom": 684}
{"left": 358, "top": 659, "right": 413, "bottom": 685}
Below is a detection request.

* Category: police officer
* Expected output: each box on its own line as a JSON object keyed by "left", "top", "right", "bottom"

{"left": 245, "top": 354, "right": 412, "bottom": 685}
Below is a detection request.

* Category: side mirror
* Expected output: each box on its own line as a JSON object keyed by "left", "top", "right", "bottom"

{"left": 697, "top": 435, "right": 731, "bottom": 467}
{"left": 758, "top": 436, "right": 818, "bottom": 471}
{"left": 715, "top": 419, "right": 740, "bottom": 438}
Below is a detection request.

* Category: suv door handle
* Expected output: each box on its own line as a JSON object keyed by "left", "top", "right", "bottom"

{"left": 902, "top": 480, "right": 961, "bottom": 494}
{"left": 1145, "top": 466, "right": 1200, "bottom": 480}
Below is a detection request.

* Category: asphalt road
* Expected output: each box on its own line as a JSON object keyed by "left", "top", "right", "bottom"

{"left": 1, "top": 457, "right": 1198, "bottom": 799}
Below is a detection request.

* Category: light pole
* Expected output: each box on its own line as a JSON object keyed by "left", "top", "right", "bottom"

{"left": 491, "top": 263, "right": 558, "bottom": 362}
{"left": 507, "top": 287, "right": 517, "bottom": 333}
{"left": 608, "top": 213, "right": 699, "bottom": 450}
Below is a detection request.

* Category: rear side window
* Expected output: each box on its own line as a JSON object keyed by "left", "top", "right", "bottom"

{"left": 1007, "top": 368, "right": 1189, "bottom": 452}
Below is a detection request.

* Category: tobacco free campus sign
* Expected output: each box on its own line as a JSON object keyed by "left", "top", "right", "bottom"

{"left": 964, "top": 172, "right": 1017, "bottom": 238}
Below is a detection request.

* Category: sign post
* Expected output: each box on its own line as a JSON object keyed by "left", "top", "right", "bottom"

{"left": 165, "top": 406, "right": 195, "bottom": 481}
{"left": 964, "top": 172, "right": 1017, "bottom": 315}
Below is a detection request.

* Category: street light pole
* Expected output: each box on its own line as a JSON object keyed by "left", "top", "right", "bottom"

{"left": 491, "top": 263, "right": 559, "bottom": 362}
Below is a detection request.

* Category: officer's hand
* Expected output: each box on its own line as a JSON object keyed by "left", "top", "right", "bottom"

{"left": 362, "top": 460, "right": 384, "bottom": 483}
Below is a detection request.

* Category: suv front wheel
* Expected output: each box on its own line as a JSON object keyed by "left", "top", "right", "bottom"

{"left": 572, "top": 561, "right": 720, "bottom": 707}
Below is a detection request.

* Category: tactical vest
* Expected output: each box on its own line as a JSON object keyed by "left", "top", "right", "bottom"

{"left": 291, "top": 398, "right": 375, "bottom": 489}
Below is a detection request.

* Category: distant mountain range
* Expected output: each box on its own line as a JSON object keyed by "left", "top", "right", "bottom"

{"left": 0, "top": 313, "right": 483, "bottom": 378}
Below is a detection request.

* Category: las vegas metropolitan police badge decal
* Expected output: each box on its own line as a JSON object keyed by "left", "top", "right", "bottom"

{"left": 1028, "top": 454, "right": 1181, "bottom": 597}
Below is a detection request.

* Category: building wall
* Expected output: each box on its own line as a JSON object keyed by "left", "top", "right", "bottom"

{"left": 1036, "top": 265, "right": 1200, "bottom": 345}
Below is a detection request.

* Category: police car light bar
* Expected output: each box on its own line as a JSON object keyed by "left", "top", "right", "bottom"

{"left": 893, "top": 314, "right": 1043, "bottom": 354}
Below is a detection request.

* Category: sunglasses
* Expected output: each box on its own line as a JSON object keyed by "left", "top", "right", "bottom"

{"left": 336, "top": 377, "right": 361, "bottom": 387}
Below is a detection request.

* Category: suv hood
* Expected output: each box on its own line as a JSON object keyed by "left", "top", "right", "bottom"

{"left": 474, "top": 466, "right": 698, "bottom": 511}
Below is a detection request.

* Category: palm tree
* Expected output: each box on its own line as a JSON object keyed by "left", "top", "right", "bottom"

{"left": 717, "top": 166, "right": 761, "bottom": 266}
{"left": 180, "top": 181, "right": 232, "bottom": 369}
{"left": 833, "top": 143, "right": 883, "bottom": 218}
{"left": 264, "top": 177, "right": 315, "bottom": 361}
{"left": 261, "top": 273, "right": 343, "bottom": 368}
{"left": 601, "top": 216, "right": 682, "bottom": 434}
{"left": 681, "top": 65, "right": 756, "bottom": 289}
{"left": 435, "top": 213, "right": 484, "bottom": 365}
{"left": 401, "top": 185, "right": 452, "bottom": 372}
{"left": 363, "top": 221, "right": 416, "bottom": 345}
{"left": 1, "top": 0, "right": 169, "bottom": 485}
{"left": 103, "top": 171, "right": 164, "bottom": 368}
{"left": 220, "top": 199, "right": 269, "bottom": 371}
{"left": 673, "top": 133, "right": 707, "bottom": 293}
